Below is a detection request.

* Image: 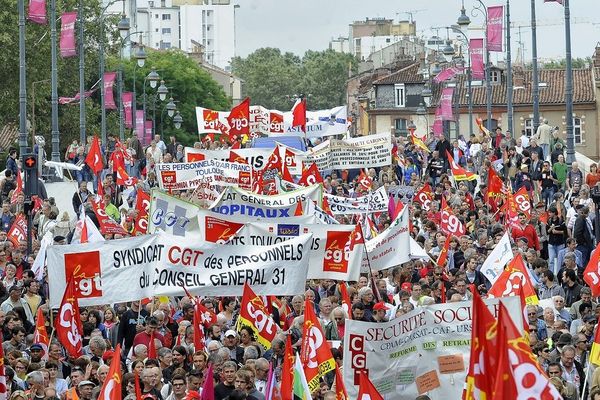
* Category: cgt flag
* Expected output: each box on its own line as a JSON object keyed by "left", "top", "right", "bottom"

{"left": 584, "top": 242, "right": 600, "bottom": 297}
{"left": 237, "top": 283, "right": 279, "bottom": 350}
{"left": 227, "top": 97, "right": 251, "bottom": 138}
{"left": 97, "top": 344, "right": 122, "bottom": 400}
{"left": 54, "top": 277, "right": 84, "bottom": 358}
{"left": 488, "top": 254, "right": 539, "bottom": 305}
{"left": 301, "top": 300, "right": 335, "bottom": 392}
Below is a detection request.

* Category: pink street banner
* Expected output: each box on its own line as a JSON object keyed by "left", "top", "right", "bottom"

{"left": 60, "top": 12, "right": 77, "bottom": 58}
{"left": 104, "top": 72, "right": 117, "bottom": 110}
{"left": 440, "top": 87, "right": 455, "bottom": 121}
{"left": 135, "top": 110, "right": 145, "bottom": 143}
{"left": 122, "top": 92, "right": 133, "bottom": 128}
{"left": 433, "top": 66, "right": 464, "bottom": 83}
{"left": 487, "top": 6, "right": 504, "bottom": 52}
{"left": 59, "top": 89, "right": 95, "bottom": 105}
{"left": 144, "top": 121, "right": 153, "bottom": 146}
{"left": 432, "top": 106, "right": 443, "bottom": 137}
{"left": 28, "top": 0, "right": 47, "bottom": 24}
{"left": 470, "top": 38, "right": 485, "bottom": 80}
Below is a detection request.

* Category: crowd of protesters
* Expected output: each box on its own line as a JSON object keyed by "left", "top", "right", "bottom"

{"left": 0, "top": 118, "right": 600, "bottom": 400}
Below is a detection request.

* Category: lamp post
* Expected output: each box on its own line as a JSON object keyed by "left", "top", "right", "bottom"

{"left": 506, "top": 0, "right": 514, "bottom": 136}
{"left": 564, "top": 0, "right": 575, "bottom": 166}
{"left": 50, "top": 0, "right": 60, "bottom": 162}
{"left": 117, "top": 27, "right": 145, "bottom": 141}
{"left": 151, "top": 81, "right": 169, "bottom": 138}
{"left": 132, "top": 42, "right": 147, "bottom": 133}
{"left": 530, "top": 0, "right": 540, "bottom": 133}
{"left": 142, "top": 69, "right": 161, "bottom": 141}
{"left": 472, "top": 0, "right": 492, "bottom": 133}
{"left": 78, "top": 0, "right": 86, "bottom": 145}
{"left": 448, "top": 22, "right": 474, "bottom": 138}
{"left": 161, "top": 98, "right": 177, "bottom": 137}
{"left": 18, "top": 0, "right": 27, "bottom": 157}
{"left": 173, "top": 111, "right": 183, "bottom": 130}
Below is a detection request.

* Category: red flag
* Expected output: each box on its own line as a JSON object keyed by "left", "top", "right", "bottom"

{"left": 54, "top": 278, "right": 83, "bottom": 358}
{"left": 200, "top": 364, "right": 215, "bottom": 400}
{"left": 227, "top": 97, "right": 250, "bottom": 137}
{"left": 134, "top": 372, "right": 143, "bottom": 400}
{"left": 291, "top": 98, "right": 307, "bottom": 132}
{"left": 301, "top": 300, "right": 336, "bottom": 392}
{"left": 357, "top": 170, "right": 373, "bottom": 192}
{"left": 347, "top": 224, "right": 364, "bottom": 252}
{"left": 10, "top": 168, "right": 23, "bottom": 204}
{"left": 338, "top": 282, "right": 352, "bottom": 319}
{"left": 492, "top": 318, "right": 518, "bottom": 399}
{"left": 584, "top": 242, "right": 600, "bottom": 297}
{"left": 334, "top": 367, "right": 349, "bottom": 400}
{"left": 193, "top": 302, "right": 206, "bottom": 352}
{"left": 513, "top": 186, "right": 532, "bottom": 218}
{"left": 440, "top": 196, "right": 466, "bottom": 236}
{"left": 237, "top": 283, "right": 278, "bottom": 349}
{"left": 280, "top": 335, "right": 294, "bottom": 400}
{"left": 488, "top": 254, "right": 539, "bottom": 305}
{"left": 80, "top": 213, "right": 88, "bottom": 244}
{"left": 281, "top": 152, "right": 294, "bottom": 182}
{"left": 357, "top": 372, "right": 383, "bottom": 400}
{"left": 413, "top": 183, "right": 433, "bottom": 211}
{"left": 7, "top": 215, "right": 27, "bottom": 247}
{"left": 298, "top": 162, "right": 323, "bottom": 186}
{"left": 0, "top": 332, "right": 6, "bottom": 400}
{"left": 322, "top": 196, "right": 334, "bottom": 217}
{"left": 446, "top": 150, "right": 477, "bottom": 181}
{"left": 485, "top": 167, "right": 503, "bottom": 206}
{"left": 147, "top": 332, "right": 157, "bottom": 359}
{"left": 264, "top": 148, "right": 282, "bottom": 172}
{"left": 85, "top": 136, "right": 104, "bottom": 174}
{"left": 33, "top": 307, "right": 49, "bottom": 361}
{"left": 96, "top": 344, "right": 122, "bottom": 400}
{"left": 90, "top": 200, "right": 128, "bottom": 236}
{"left": 229, "top": 151, "right": 248, "bottom": 164}
{"left": 294, "top": 200, "right": 303, "bottom": 216}
{"left": 436, "top": 235, "right": 451, "bottom": 268}
{"left": 133, "top": 189, "right": 150, "bottom": 235}
{"left": 97, "top": 176, "right": 104, "bottom": 198}
{"left": 116, "top": 166, "right": 138, "bottom": 187}
{"left": 387, "top": 195, "right": 396, "bottom": 220}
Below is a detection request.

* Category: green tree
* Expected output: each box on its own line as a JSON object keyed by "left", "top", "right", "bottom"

{"left": 541, "top": 57, "right": 592, "bottom": 69}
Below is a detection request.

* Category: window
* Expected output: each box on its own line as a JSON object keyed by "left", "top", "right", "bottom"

{"left": 524, "top": 118, "right": 534, "bottom": 137}
{"left": 162, "top": 28, "right": 171, "bottom": 34}
{"left": 490, "top": 70, "right": 501, "bottom": 84}
{"left": 148, "top": 1, "right": 154, "bottom": 7}
{"left": 162, "top": 14, "right": 171, "bottom": 20}
{"left": 394, "top": 84, "right": 406, "bottom": 108}
{"left": 155, "top": 13, "right": 159, "bottom": 18}
{"left": 395, "top": 118, "right": 408, "bottom": 136}
{"left": 574, "top": 117, "right": 583, "bottom": 144}
{"left": 160, "top": 42, "right": 171, "bottom": 49}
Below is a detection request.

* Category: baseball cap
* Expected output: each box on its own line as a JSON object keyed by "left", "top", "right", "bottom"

{"left": 29, "top": 344, "right": 43, "bottom": 351}
{"left": 373, "top": 302, "right": 389, "bottom": 311}
{"left": 78, "top": 380, "right": 95, "bottom": 387}
{"left": 225, "top": 330, "right": 237, "bottom": 338}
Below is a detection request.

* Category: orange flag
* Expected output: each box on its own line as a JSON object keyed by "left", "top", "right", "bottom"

{"left": 488, "top": 254, "right": 539, "bottom": 305}
{"left": 301, "top": 300, "right": 335, "bottom": 392}
{"left": 229, "top": 151, "right": 248, "bottom": 164}
{"left": 97, "top": 344, "right": 122, "bottom": 400}
{"left": 485, "top": 167, "right": 504, "bottom": 207}
{"left": 357, "top": 372, "right": 383, "bottom": 400}
{"left": 33, "top": 307, "right": 49, "bottom": 361}
{"left": 334, "top": 367, "right": 349, "bottom": 400}
{"left": 436, "top": 235, "right": 452, "bottom": 268}
{"left": 584, "top": 242, "right": 600, "bottom": 297}
{"left": 446, "top": 150, "right": 477, "bottom": 181}
{"left": 280, "top": 335, "right": 294, "bottom": 400}
{"left": 294, "top": 200, "right": 303, "bottom": 216}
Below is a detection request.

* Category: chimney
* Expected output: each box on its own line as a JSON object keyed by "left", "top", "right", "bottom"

{"left": 513, "top": 65, "right": 525, "bottom": 88}
{"left": 594, "top": 45, "right": 600, "bottom": 68}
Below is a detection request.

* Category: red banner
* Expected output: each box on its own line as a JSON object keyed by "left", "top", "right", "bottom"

{"left": 440, "top": 87, "right": 454, "bottom": 121}
{"left": 413, "top": 183, "right": 433, "bottom": 211}
{"left": 470, "top": 39, "right": 485, "bottom": 80}
{"left": 104, "top": 72, "right": 117, "bottom": 110}
{"left": 7, "top": 215, "right": 27, "bottom": 247}
{"left": 90, "top": 200, "right": 128, "bottom": 236}
{"left": 237, "top": 283, "right": 278, "bottom": 349}
{"left": 301, "top": 300, "right": 336, "bottom": 392}
{"left": 433, "top": 66, "right": 464, "bottom": 83}
{"left": 28, "top": 0, "right": 47, "bottom": 24}
{"left": 54, "top": 278, "right": 84, "bottom": 358}
{"left": 133, "top": 190, "right": 150, "bottom": 235}
{"left": 487, "top": 6, "right": 504, "bottom": 52}
{"left": 60, "top": 12, "right": 77, "bottom": 58}
{"left": 122, "top": 92, "right": 133, "bottom": 128}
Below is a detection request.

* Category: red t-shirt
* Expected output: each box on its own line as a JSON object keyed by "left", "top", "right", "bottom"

{"left": 132, "top": 330, "right": 166, "bottom": 349}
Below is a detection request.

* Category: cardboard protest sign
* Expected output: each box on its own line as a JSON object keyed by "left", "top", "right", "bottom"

{"left": 155, "top": 159, "right": 253, "bottom": 191}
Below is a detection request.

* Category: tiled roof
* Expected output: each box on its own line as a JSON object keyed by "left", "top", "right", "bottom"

{"left": 435, "top": 68, "right": 596, "bottom": 107}
{"left": 373, "top": 62, "right": 423, "bottom": 84}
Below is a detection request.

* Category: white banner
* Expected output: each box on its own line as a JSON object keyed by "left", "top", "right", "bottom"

{"left": 149, "top": 190, "right": 319, "bottom": 240}
{"left": 47, "top": 232, "right": 312, "bottom": 308}
{"left": 300, "top": 132, "right": 392, "bottom": 170}
{"left": 155, "top": 159, "right": 253, "bottom": 191}
{"left": 324, "top": 187, "right": 389, "bottom": 215}
{"left": 480, "top": 232, "right": 514, "bottom": 284}
{"left": 184, "top": 147, "right": 303, "bottom": 175}
{"left": 233, "top": 222, "right": 362, "bottom": 281}
{"left": 196, "top": 105, "right": 347, "bottom": 139}
{"left": 363, "top": 207, "right": 411, "bottom": 271}
{"left": 209, "top": 185, "right": 322, "bottom": 219}
{"left": 343, "top": 297, "right": 523, "bottom": 400}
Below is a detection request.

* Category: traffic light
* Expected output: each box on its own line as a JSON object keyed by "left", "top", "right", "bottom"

{"left": 22, "top": 153, "right": 38, "bottom": 197}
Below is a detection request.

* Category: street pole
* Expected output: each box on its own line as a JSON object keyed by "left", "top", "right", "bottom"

{"left": 530, "top": 0, "right": 540, "bottom": 133}
{"left": 506, "top": 0, "right": 513, "bottom": 136}
{"left": 18, "top": 0, "right": 27, "bottom": 158}
{"left": 99, "top": 21, "right": 107, "bottom": 145}
{"left": 564, "top": 0, "right": 575, "bottom": 166}
{"left": 467, "top": 68, "right": 473, "bottom": 137}
{"left": 118, "top": 68, "right": 124, "bottom": 141}
{"left": 484, "top": 14, "right": 492, "bottom": 132}
{"left": 50, "top": 0, "right": 60, "bottom": 162}
{"left": 78, "top": 0, "right": 86, "bottom": 145}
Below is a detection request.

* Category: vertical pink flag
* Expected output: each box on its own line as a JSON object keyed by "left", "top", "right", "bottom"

{"left": 60, "top": 12, "right": 77, "bottom": 58}
{"left": 28, "top": 0, "right": 47, "bottom": 24}
{"left": 433, "top": 66, "right": 464, "bottom": 83}
{"left": 469, "top": 39, "right": 485, "bottom": 80}
{"left": 144, "top": 121, "right": 153, "bottom": 146}
{"left": 487, "top": 6, "right": 504, "bottom": 52}
{"left": 440, "top": 87, "right": 455, "bottom": 121}
{"left": 135, "top": 110, "right": 145, "bottom": 142}
{"left": 432, "top": 106, "right": 444, "bottom": 137}
{"left": 104, "top": 72, "right": 117, "bottom": 110}
{"left": 122, "top": 92, "right": 133, "bottom": 128}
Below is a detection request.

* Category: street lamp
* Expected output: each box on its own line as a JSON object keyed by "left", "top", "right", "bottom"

{"left": 421, "top": 87, "right": 432, "bottom": 107}
{"left": 118, "top": 15, "right": 130, "bottom": 39}
{"left": 457, "top": 0, "right": 471, "bottom": 27}
{"left": 147, "top": 70, "right": 160, "bottom": 88}
{"left": 416, "top": 103, "right": 426, "bottom": 115}
{"left": 450, "top": 24, "right": 474, "bottom": 137}
{"left": 135, "top": 45, "right": 147, "bottom": 68}
{"left": 166, "top": 97, "right": 176, "bottom": 118}
{"left": 157, "top": 80, "right": 168, "bottom": 101}
{"left": 472, "top": 0, "right": 493, "bottom": 133}
{"left": 117, "top": 30, "right": 144, "bottom": 140}
{"left": 173, "top": 111, "right": 183, "bottom": 130}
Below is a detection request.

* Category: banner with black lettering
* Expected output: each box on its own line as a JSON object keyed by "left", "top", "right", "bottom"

{"left": 232, "top": 222, "right": 362, "bottom": 281}
{"left": 209, "top": 185, "right": 322, "bottom": 219}
{"left": 342, "top": 297, "right": 523, "bottom": 400}
{"left": 149, "top": 190, "right": 320, "bottom": 241}
{"left": 155, "top": 159, "right": 253, "bottom": 191}
{"left": 300, "top": 133, "right": 392, "bottom": 170}
{"left": 46, "top": 232, "right": 312, "bottom": 308}
{"left": 184, "top": 147, "right": 303, "bottom": 175}
{"left": 324, "top": 187, "right": 388, "bottom": 215}
{"left": 363, "top": 207, "right": 411, "bottom": 272}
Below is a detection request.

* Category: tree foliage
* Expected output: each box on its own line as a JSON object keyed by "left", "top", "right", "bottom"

{"left": 541, "top": 57, "right": 592, "bottom": 69}
{"left": 231, "top": 48, "right": 357, "bottom": 111}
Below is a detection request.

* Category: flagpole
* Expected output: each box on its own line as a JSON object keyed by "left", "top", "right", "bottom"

{"left": 581, "top": 362, "right": 591, "bottom": 400}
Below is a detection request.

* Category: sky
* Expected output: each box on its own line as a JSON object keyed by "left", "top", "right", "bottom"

{"left": 235, "top": 0, "right": 600, "bottom": 61}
